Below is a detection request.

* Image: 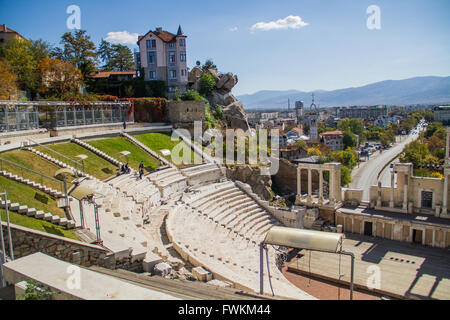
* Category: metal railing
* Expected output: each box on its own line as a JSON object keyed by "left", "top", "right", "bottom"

{"left": 0, "top": 157, "right": 66, "bottom": 194}
{"left": 27, "top": 139, "right": 85, "bottom": 173}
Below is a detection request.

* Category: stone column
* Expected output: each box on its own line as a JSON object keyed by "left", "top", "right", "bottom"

{"left": 377, "top": 182, "right": 382, "bottom": 207}
{"left": 389, "top": 171, "right": 395, "bottom": 208}
{"left": 330, "top": 169, "right": 335, "bottom": 204}
{"left": 308, "top": 169, "right": 312, "bottom": 199}
{"left": 297, "top": 166, "right": 301, "bottom": 197}
{"left": 442, "top": 172, "right": 448, "bottom": 216}
{"left": 319, "top": 170, "right": 323, "bottom": 200}
{"left": 403, "top": 174, "right": 408, "bottom": 211}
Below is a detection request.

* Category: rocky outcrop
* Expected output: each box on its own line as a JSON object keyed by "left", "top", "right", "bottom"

{"left": 188, "top": 67, "right": 249, "bottom": 131}
{"left": 226, "top": 165, "right": 273, "bottom": 201}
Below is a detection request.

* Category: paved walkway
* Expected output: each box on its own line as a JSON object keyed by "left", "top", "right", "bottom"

{"left": 287, "top": 234, "right": 450, "bottom": 300}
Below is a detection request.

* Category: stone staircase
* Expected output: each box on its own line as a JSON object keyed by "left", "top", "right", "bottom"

{"left": 0, "top": 199, "right": 75, "bottom": 229}
{"left": 0, "top": 169, "right": 65, "bottom": 199}
{"left": 25, "top": 146, "right": 95, "bottom": 180}
{"left": 165, "top": 187, "right": 315, "bottom": 299}
{"left": 148, "top": 167, "right": 187, "bottom": 199}
{"left": 121, "top": 132, "right": 171, "bottom": 167}
{"left": 71, "top": 138, "right": 122, "bottom": 168}
{"left": 180, "top": 163, "right": 224, "bottom": 187}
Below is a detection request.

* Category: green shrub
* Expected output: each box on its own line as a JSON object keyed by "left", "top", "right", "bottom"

{"left": 198, "top": 73, "right": 216, "bottom": 97}
{"left": 181, "top": 89, "right": 205, "bottom": 102}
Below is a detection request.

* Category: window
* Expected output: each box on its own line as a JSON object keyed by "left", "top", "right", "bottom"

{"left": 181, "top": 69, "right": 185, "bottom": 77}
{"left": 180, "top": 52, "right": 186, "bottom": 62}
{"left": 147, "top": 39, "right": 156, "bottom": 49}
{"left": 148, "top": 52, "right": 156, "bottom": 64}
{"left": 169, "top": 70, "right": 177, "bottom": 79}
{"left": 179, "top": 39, "right": 185, "bottom": 47}
{"left": 169, "top": 52, "right": 176, "bottom": 63}
{"left": 168, "top": 42, "right": 175, "bottom": 48}
{"left": 149, "top": 71, "right": 156, "bottom": 80}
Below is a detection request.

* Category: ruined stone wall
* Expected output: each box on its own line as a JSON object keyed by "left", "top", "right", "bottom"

{"left": 1, "top": 223, "right": 143, "bottom": 272}
{"left": 226, "top": 165, "right": 273, "bottom": 201}
{"left": 272, "top": 159, "right": 321, "bottom": 194}
{"left": 167, "top": 101, "right": 206, "bottom": 124}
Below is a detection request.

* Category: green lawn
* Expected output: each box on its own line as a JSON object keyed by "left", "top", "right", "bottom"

{"left": 0, "top": 176, "right": 65, "bottom": 217}
{"left": 1, "top": 209, "right": 79, "bottom": 240}
{"left": 87, "top": 137, "right": 161, "bottom": 172}
{"left": 37, "top": 142, "right": 118, "bottom": 181}
{"left": 0, "top": 150, "right": 70, "bottom": 192}
{"left": 135, "top": 132, "right": 200, "bottom": 168}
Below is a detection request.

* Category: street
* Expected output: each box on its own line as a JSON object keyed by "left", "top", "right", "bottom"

{"left": 350, "top": 128, "right": 422, "bottom": 201}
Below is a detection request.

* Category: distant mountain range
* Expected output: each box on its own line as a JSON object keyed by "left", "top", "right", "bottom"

{"left": 237, "top": 76, "right": 450, "bottom": 110}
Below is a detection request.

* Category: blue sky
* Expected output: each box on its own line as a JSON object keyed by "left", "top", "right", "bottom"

{"left": 1, "top": 0, "right": 449, "bottom": 95}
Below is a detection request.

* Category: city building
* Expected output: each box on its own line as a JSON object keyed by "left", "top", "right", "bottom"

{"left": 337, "top": 105, "right": 388, "bottom": 120}
{"left": 433, "top": 106, "right": 450, "bottom": 124}
{"left": 320, "top": 130, "right": 344, "bottom": 151}
{"left": 0, "top": 24, "right": 25, "bottom": 46}
{"left": 136, "top": 26, "right": 188, "bottom": 94}
{"left": 295, "top": 101, "right": 304, "bottom": 121}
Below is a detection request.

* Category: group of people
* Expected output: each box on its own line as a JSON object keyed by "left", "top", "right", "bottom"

{"left": 120, "top": 163, "right": 131, "bottom": 174}
{"left": 119, "top": 161, "right": 145, "bottom": 179}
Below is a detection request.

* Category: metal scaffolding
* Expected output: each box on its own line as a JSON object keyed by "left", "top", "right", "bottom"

{"left": 0, "top": 100, "right": 133, "bottom": 133}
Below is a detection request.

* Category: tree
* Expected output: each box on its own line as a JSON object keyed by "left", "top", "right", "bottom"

{"left": 0, "top": 37, "right": 51, "bottom": 98}
{"left": 0, "top": 61, "right": 19, "bottom": 100}
{"left": 343, "top": 130, "right": 357, "bottom": 149}
{"left": 198, "top": 73, "right": 216, "bottom": 97}
{"left": 400, "top": 140, "right": 430, "bottom": 164}
{"left": 37, "top": 57, "right": 83, "bottom": 99}
{"left": 98, "top": 40, "right": 135, "bottom": 71}
{"left": 380, "top": 129, "right": 395, "bottom": 148}
{"left": 307, "top": 147, "right": 322, "bottom": 157}
{"left": 341, "top": 166, "right": 352, "bottom": 186}
{"left": 295, "top": 139, "right": 307, "bottom": 150}
{"left": 337, "top": 118, "right": 351, "bottom": 132}
{"left": 202, "top": 59, "right": 217, "bottom": 71}
{"left": 53, "top": 30, "right": 98, "bottom": 80}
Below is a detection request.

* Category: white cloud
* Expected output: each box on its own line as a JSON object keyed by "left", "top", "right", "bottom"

{"left": 229, "top": 26, "right": 238, "bottom": 32}
{"left": 250, "top": 15, "right": 309, "bottom": 31}
{"left": 104, "top": 31, "right": 139, "bottom": 45}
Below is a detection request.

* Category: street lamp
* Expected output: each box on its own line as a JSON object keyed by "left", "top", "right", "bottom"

{"left": 75, "top": 154, "right": 88, "bottom": 173}
{"left": 54, "top": 168, "right": 75, "bottom": 208}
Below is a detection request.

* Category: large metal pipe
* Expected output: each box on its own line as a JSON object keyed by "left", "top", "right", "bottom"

{"left": 341, "top": 250, "right": 355, "bottom": 300}
{"left": 259, "top": 243, "right": 264, "bottom": 295}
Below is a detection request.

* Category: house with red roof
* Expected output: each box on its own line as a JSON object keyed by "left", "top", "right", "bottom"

{"left": 0, "top": 24, "right": 26, "bottom": 46}
{"left": 136, "top": 26, "right": 188, "bottom": 95}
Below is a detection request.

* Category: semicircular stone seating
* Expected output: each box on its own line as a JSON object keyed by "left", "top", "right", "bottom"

{"left": 166, "top": 181, "right": 316, "bottom": 300}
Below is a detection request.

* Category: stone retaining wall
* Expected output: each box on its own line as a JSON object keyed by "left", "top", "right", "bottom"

{"left": 1, "top": 222, "right": 143, "bottom": 272}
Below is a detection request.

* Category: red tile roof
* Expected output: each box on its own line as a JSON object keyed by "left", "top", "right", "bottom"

{"left": 137, "top": 29, "right": 178, "bottom": 44}
{"left": 321, "top": 130, "right": 343, "bottom": 136}
{"left": 93, "top": 71, "right": 136, "bottom": 79}
{"left": 0, "top": 24, "right": 25, "bottom": 39}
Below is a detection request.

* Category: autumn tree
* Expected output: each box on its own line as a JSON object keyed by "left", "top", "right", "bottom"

{"left": 0, "top": 37, "right": 51, "bottom": 98}
{"left": 52, "top": 30, "right": 98, "bottom": 80}
{"left": 0, "top": 61, "right": 19, "bottom": 100}
{"left": 37, "top": 58, "right": 82, "bottom": 99}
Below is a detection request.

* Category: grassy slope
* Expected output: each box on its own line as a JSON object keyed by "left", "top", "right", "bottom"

{"left": 0, "top": 150, "right": 69, "bottom": 191}
{"left": 37, "top": 142, "right": 117, "bottom": 181}
{"left": 0, "top": 176, "right": 65, "bottom": 217}
{"left": 87, "top": 137, "right": 160, "bottom": 172}
{"left": 1, "top": 209, "right": 79, "bottom": 240}
{"left": 135, "top": 132, "right": 199, "bottom": 168}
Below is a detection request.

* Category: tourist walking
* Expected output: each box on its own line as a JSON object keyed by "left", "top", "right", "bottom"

{"left": 139, "top": 167, "right": 144, "bottom": 180}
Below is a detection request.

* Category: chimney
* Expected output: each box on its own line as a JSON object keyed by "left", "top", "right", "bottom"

{"left": 156, "top": 27, "right": 162, "bottom": 33}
